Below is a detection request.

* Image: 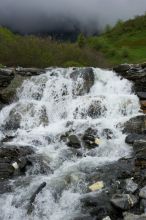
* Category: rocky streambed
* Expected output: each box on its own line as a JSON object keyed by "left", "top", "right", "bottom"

{"left": 0, "top": 65, "right": 146, "bottom": 220}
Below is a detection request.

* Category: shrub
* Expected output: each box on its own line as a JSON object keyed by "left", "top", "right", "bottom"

{"left": 120, "top": 47, "right": 130, "bottom": 58}
{"left": 77, "top": 33, "right": 86, "bottom": 48}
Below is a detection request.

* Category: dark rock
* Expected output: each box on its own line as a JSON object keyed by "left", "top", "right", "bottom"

{"left": 0, "top": 68, "right": 14, "bottom": 88}
{"left": 67, "top": 135, "right": 81, "bottom": 148}
{"left": 123, "top": 115, "right": 146, "bottom": 134}
{"left": 125, "top": 178, "right": 138, "bottom": 193}
{"left": 141, "top": 62, "right": 146, "bottom": 69}
{"left": 0, "top": 145, "right": 34, "bottom": 180}
{"left": 70, "top": 68, "right": 94, "bottom": 95}
{"left": 87, "top": 100, "right": 107, "bottom": 119}
{"left": 139, "top": 186, "right": 146, "bottom": 199}
{"left": 137, "top": 92, "right": 146, "bottom": 100}
{"left": 0, "top": 180, "right": 13, "bottom": 194}
{"left": 80, "top": 191, "right": 117, "bottom": 219}
{"left": 27, "top": 182, "right": 46, "bottom": 214}
{"left": 15, "top": 67, "right": 45, "bottom": 76}
{"left": 133, "top": 140, "right": 146, "bottom": 160}
{"left": 140, "top": 199, "right": 146, "bottom": 213}
{"left": 110, "top": 194, "right": 137, "bottom": 210}
{"left": 125, "top": 134, "right": 146, "bottom": 145}
{"left": 102, "top": 128, "right": 114, "bottom": 140}
{"left": 113, "top": 64, "right": 131, "bottom": 73}
{"left": 3, "top": 108, "right": 22, "bottom": 131}
{"left": 82, "top": 128, "right": 99, "bottom": 149}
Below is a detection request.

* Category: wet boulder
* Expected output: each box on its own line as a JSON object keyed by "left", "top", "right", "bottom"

{"left": 0, "top": 68, "right": 14, "bottom": 88}
{"left": 87, "top": 100, "right": 107, "bottom": 119}
{"left": 15, "top": 67, "right": 45, "bottom": 76}
{"left": 125, "top": 134, "right": 146, "bottom": 145}
{"left": 113, "top": 64, "right": 131, "bottom": 73}
{"left": 67, "top": 135, "right": 81, "bottom": 149}
{"left": 70, "top": 68, "right": 94, "bottom": 95}
{"left": 139, "top": 186, "right": 146, "bottom": 199}
{"left": 0, "top": 145, "right": 34, "bottom": 180}
{"left": 133, "top": 140, "right": 146, "bottom": 160}
{"left": 137, "top": 92, "right": 146, "bottom": 100}
{"left": 125, "top": 178, "right": 138, "bottom": 193}
{"left": 110, "top": 194, "right": 137, "bottom": 211}
{"left": 123, "top": 115, "right": 146, "bottom": 134}
{"left": 82, "top": 128, "right": 100, "bottom": 149}
{"left": 102, "top": 128, "right": 114, "bottom": 139}
{"left": 80, "top": 191, "right": 117, "bottom": 220}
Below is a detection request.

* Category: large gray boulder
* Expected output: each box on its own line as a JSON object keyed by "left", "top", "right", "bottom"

{"left": 123, "top": 115, "right": 146, "bottom": 134}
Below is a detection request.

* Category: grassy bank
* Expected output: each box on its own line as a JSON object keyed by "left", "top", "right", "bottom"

{"left": 87, "top": 14, "right": 146, "bottom": 65}
{"left": 0, "top": 27, "right": 108, "bottom": 68}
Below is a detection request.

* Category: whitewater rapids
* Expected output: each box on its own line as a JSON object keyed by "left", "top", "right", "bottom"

{"left": 0, "top": 68, "right": 140, "bottom": 220}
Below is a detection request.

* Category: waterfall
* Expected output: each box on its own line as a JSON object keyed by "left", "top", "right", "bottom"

{"left": 0, "top": 68, "right": 140, "bottom": 220}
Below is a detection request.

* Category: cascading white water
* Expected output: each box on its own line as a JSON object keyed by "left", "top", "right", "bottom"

{"left": 0, "top": 68, "right": 141, "bottom": 220}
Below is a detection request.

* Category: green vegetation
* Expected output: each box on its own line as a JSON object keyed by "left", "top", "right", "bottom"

{"left": 1, "top": 13, "right": 146, "bottom": 68}
{"left": 0, "top": 27, "right": 108, "bottom": 68}
{"left": 77, "top": 33, "right": 86, "bottom": 48}
{"left": 87, "top": 14, "right": 146, "bottom": 65}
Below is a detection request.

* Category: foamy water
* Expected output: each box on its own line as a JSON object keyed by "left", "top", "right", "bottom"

{"left": 0, "top": 68, "right": 141, "bottom": 220}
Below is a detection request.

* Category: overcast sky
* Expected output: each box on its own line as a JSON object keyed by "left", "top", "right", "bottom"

{"left": 0, "top": 0, "right": 146, "bottom": 34}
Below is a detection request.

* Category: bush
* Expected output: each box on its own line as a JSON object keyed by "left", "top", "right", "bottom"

{"left": 119, "top": 47, "right": 130, "bottom": 58}
{"left": 107, "top": 48, "right": 117, "bottom": 57}
{"left": 77, "top": 33, "right": 86, "bottom": 48}
{"left": 0, "top": 63, "right": 5, "bottom": 68}
{"left": 63, "top": 61, "right": 84, "bottom": 67}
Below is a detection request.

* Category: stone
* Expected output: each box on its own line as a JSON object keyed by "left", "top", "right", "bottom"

{"left": 113, "top": 64, "right": 131, "bottom": 73}
{"left": 15, "top": 67, "right": 45, "bottom": 76}
{"left": 133, "top": 140, "right": 146, "bottom": 160}
{"left": 139, "top": 186, "right": 146, "bottom": 199}
{"left": 0, "top": 68, "right": 14, "bottom": 88}
{"left": 67, "top": 135, "right": 81, "bottom": 148}
{"left": 123, "top": 212, "right": 146, "bottom": 220}
{"left": 137, "top": 92, "right": 146, "bottom": 100}
{"left": 70, "top": 68, "right": 94, "bottom": 95}
{"left": 82, "top": 128, "right": 99, "bottom": 149}
{"left": 123, "top": 115, "right": 146, "bottom": 134}
{"left": 110, "top": 194, "right": 137, "bottom": 210}
{"left": 102, "top": 128, "right": 114, "bottom": 139}
{"left": 125, "top": 134, "right": 146, "bottom": 145}
{"left": 141, "top": 62, "right": 146, "bottom": 69}
{"left": 125, "top": 178, "right": 138, "bottom": 193}
{"left": 140, "top": 199, "right": 146, "bottom": 213}
{"left": 87, "top": 100, "right": 107, "bottom": 119}
{"left": 80, "top": 191, "right": 116, "bottom": 220}
{"left": 0, "top": 145, "right": 34, "bottom": 180}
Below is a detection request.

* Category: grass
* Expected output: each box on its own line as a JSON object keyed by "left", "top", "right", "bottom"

{"left": 1, "top": 13, "right": 146, "bottom": 68}
{"left": 0, "top": 27, "right": 108, "bottom": 68}
{"left": 87, "top": 14, "right": 146, "bottom": 65}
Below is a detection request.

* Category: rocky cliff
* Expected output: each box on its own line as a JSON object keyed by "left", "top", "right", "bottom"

{"left": 114, "top": 63, "right": 146, "bottom": 114}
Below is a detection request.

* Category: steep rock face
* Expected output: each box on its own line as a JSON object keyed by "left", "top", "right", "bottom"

{"left": 113, "top": 63, "right": 146, "bottom": 113}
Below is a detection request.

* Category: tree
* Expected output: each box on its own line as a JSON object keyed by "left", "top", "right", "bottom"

{"left": 77, "top": 33, "right": 86, "bottom": 48}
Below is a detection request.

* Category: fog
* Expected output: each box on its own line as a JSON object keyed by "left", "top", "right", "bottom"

{"left": 0, "top": 0, "right": 146, "bottom": 34}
